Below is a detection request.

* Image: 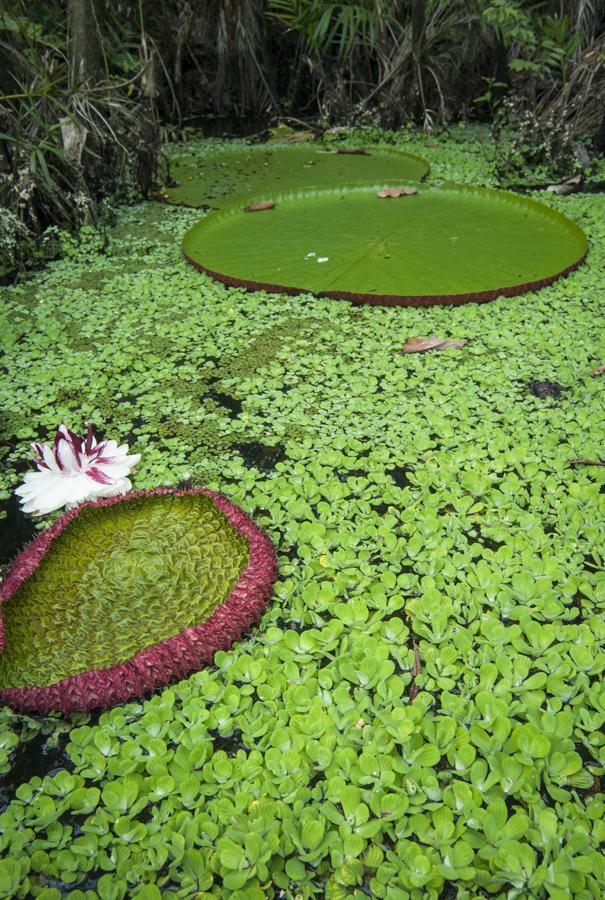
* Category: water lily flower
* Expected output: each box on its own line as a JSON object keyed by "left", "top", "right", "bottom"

{"left": 15, "top": 424, "right": 141, "bottom": 516}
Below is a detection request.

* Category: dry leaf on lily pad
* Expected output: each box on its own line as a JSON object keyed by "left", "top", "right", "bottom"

{"left": 377, "top": 187, "right": 419, "bottom": 199}
{"left": 243, "top": 201, "right": 275, "bottom": 212}
{"left": 399, "top": 336, "right": 467, "bottom": 354}
{"left": 591, "top": 365, "right": 605, "bottom": 377}
{"left": 336, "top": 147, "right": 370, "bottom": 155}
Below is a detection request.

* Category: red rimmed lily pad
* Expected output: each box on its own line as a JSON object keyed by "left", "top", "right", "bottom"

{"left": 0, "top": 488, "right": 277, "bottom": 713}
{"left": 182, "top": 184, "right": 588, "bottom": 307}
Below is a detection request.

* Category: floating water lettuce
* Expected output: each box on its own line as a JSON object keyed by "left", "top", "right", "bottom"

{"left": 182, "top": 184, "right": 588, "bottom": 306}
{"left": 0, "top": 488, "right": 277, "bottom": 713}
{"left": 1, "top": 128, "right": 604, "bottom": 900}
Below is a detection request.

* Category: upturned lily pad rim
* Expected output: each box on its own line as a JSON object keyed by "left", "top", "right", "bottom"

{"left": 182, "top": 183, "right": 588, "bottom": 307}
{"left": 160, "top": 142, "right": 431, "bottom": 208}
{"left": 0, "top": 488, "right": 277, "bottom": 714}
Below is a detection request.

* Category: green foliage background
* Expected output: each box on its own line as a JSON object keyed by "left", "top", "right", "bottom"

{"left": 0, "top": 127, "right": 604, "bottom": 898}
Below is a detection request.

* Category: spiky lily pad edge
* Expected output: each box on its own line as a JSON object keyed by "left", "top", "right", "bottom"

{"left": 0, "top": 488, "right": 278, "bottom": 714}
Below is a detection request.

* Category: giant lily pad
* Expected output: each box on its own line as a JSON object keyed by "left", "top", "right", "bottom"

{"left": 161, "top": 143, "right": 429, "bottom": 208}
{"left": 182, "top": 184, "right": 587, "bottom": 306}
{"left": 0, "top": 488, "right": 277, "bottom": 713}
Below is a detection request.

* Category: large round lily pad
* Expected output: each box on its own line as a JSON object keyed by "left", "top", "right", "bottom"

{"left": 182, "top": 184, "right": 587, "bottom": 306}
{"left": 0, "top": 488, "right": 277, "bottom": 713}
{"left": 161, "top": 143, "right": 429, "bottom": 208}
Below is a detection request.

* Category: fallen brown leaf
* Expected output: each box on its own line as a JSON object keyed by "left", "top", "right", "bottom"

{"left": 590, "top": 776, "right": 602, "bottom": 794}
{"left": 591, "top": 365, "right": 605, "bottom": 377}
{"left": 412, "top": 641, "right": 421, "bottom": 678}
{"left": 243, "top": 201, "right": 275, "bottom": 212}
{"left": 400, "top": 336, "right": 445, "bottom": 353}
{"left": 546, "top": 173, "right": 583, "bottom": 195}
{"left": 399, "top": 335, "right": 467, "bottom": 354}
{"left": 336, "top": 147, "right": 369, "bottom": 155}
{"left": 409, "top": 639, "right": 421, "bottom": 701}
{"left": 438, "top": 339, "right": 467, "bottom": 350}
{"left": 377, "top": 186, "right": 418, "bottom": 198}
{"left": 569, "top": 458, "right": 605, "bottom": 467}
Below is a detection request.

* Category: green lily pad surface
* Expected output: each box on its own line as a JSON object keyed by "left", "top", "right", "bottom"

{"left": 182, "top": 185, "right": 587, "bottom": 305}
{"left": 0, "top": 492, "right": 249, "bottom": 691}
{"left": 162, "top": 143, "right": 429, "bottom": 207}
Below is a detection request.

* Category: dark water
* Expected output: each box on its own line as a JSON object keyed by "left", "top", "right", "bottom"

{"left": 0, "top": 731, "right": 74, "bottom": 813}
{"left": 235, "top": 441, "right": 286, "bottom": 471}
{"left": 0, "top": 492, "right": 37, "bottom": 568}
{"left": 388, "top": 465, "right": 413, "bottom": 488}
{"left": 205, "top": 389, "right": 243, "bottom": 418}
{"left": 528, "top": 379, "right": 566, "bottom": 400}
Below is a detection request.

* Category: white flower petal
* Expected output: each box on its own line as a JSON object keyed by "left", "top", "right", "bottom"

{"left": 16, "top": 471, "right": 74, "bottom": 515}
{"left": 101, "top": 440, "right": 119, "bottom": 455}
{"left": 41, "top": 444, "right": 61, "bottom": 473}
{"left": 94, "top": 454, "right": 141, "bottom": 479}
{"left": 55, "top": 437, "right": 81, "bottom": 475}
{"left": 14, "top": 426, "right": 141, "bottom": 516}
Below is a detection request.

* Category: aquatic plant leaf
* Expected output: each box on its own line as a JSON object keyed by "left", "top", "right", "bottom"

{"left": 183, "top": 184, "right": 587, "bottom": 306}
{"left": 0, "top": 489, "right": 277, "bottom": 712}
{"left": 161, "top": 143, "right": 429, "bottom": 208}
{"left": 2, "top": 128, "right": 605, "bottom": 900}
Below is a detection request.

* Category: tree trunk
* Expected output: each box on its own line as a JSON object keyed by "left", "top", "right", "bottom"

{"left": 136, "top": 34, "right": 160, "bottom": 197}
{"left": 69, "top": 0, "right": 103, "bottom": 88}
{"left": 411, "top": 0, "right": 427, "bottom": 123}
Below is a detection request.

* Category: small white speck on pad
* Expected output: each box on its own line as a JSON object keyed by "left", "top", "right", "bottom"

{"left": 305, "top": 252, "right": 316, "bottom": 258}
{"left": 317, "top": 257, "right": 329, "bottom": 263}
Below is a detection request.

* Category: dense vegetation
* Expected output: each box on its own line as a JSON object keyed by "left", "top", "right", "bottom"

{"left": 1, "top": 2, "right": 605, "bottom": 897}
{"left": 2, "top": 0, "right": 605, "bottom": 270}
{"left": 0, "top": 128, "right": 604, "bottom": 898}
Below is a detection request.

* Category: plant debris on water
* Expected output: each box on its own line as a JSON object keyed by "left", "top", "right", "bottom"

{"left": 0, "top": 127, "right": 604, "bottom": 898}
{"left": 399, "top": 336, "right": 468, "bottom": 354}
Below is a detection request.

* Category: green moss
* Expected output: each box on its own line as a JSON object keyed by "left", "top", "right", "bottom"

{"left": 0, "top": 494, "right": 248, "bottom": 689}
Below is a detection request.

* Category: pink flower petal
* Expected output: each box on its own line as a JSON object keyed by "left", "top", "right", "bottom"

{"left": 84, "top": 424, "right": 95, "bottom": 455}
{"left": 86, "top": 466, "right": 115, "bottom": 485}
